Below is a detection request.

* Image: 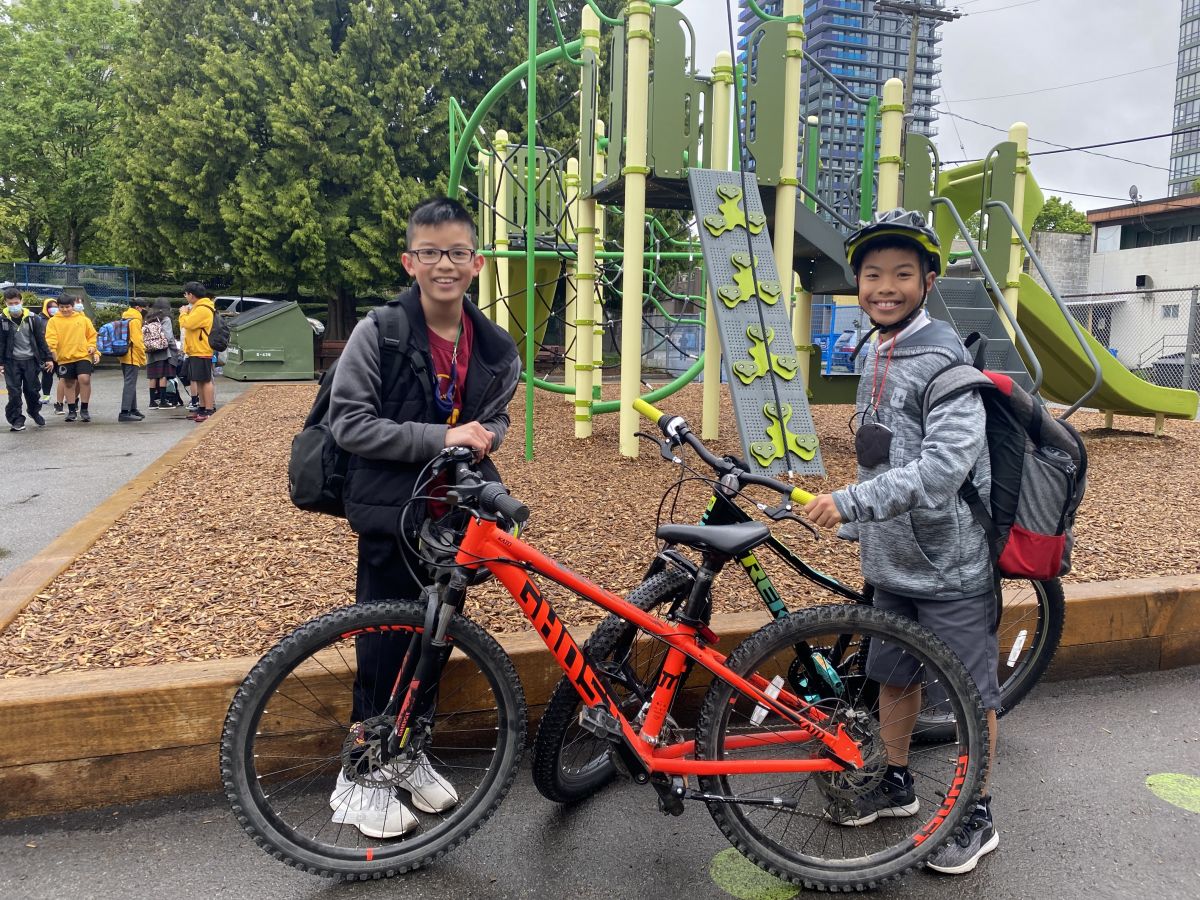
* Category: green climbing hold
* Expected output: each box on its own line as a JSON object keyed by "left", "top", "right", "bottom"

{"left": 751, "top": 402, "right": 819, "bottom": 466}
{"left": 703, "top": 184, "right": 766, "bottom": 238}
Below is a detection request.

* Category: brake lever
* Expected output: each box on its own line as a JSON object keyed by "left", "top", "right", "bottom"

{"left": 636, "top": 430, "right": 680, "bottom": 463}
{"left": 760, "top": 502, "right": 820, "bottom": 539}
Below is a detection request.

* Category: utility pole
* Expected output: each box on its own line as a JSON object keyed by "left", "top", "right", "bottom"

{"left": 875, "top": 1, "right": 961, "bottom": 117}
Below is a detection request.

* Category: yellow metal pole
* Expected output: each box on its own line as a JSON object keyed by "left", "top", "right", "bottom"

{"left": 703, "top": 50, "right": 734, "bottom": 439}
{"left": 619, "top": 1, "right": 652, "bottom": 458}
{"left": 1004, "top": 121, "right": 1029, "bottom": 321}
{"left": 593, "top": 119, "right": 608, "bottom": 405}
{"left": 564, "top": 157, "right": 580, "bottom": 403}
{"left": 877, "top": 78, "right": 904, "bottom": 210}
{"left": 775, "top": 0, "right": 807, "bottom": 382}
{"left": 477, "top": 149, "right": 496, "bottom": 322}
{"left": 493, "top": 129, "right": 512, "bottom": 333}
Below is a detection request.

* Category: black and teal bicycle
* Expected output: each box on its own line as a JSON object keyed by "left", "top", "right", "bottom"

{"left": 532, "top": 399, "right": 1064, "bottom": 803}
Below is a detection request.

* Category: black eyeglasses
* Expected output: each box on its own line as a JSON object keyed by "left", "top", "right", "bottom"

{"left": 410, "top": 247, "right": 475, "bottom": 265}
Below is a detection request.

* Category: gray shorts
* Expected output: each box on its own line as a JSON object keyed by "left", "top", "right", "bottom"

{"left": 867, "top": 586, "right": 1001, "bottom": 710}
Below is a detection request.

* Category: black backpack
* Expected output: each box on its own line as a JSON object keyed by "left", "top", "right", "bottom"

{"left": 288, "top": 304, "right": 410, "bottom": 517}
{"left": 206, "top": 310, "right": 231, "bottom": 353}
{"left": 923, "top": 334, "right": 1088, "bottom": 582}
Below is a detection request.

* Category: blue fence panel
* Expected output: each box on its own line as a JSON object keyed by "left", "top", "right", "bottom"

{"left": 10, "top": 262, "right": 132, "bottom": 303}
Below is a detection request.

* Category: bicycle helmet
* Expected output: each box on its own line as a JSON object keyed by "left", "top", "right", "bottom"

{"left": 844, "top": 208, "right": 942, "bottom": 274}
{"left": 844, "top": 208, "right": 942, "bottom": 336}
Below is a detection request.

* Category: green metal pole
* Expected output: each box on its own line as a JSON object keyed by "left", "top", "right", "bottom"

{"left": 859, "top": 94, "right": 879, "bottom": 221}
{"left": 524, "top": 0, "right": 537, "bottom": 460}
{"left": 804, "top": 115, "right": 819, "bottom": 212}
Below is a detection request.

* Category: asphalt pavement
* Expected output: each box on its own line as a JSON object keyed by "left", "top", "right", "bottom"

{"left": 2, "top": 665, "right": 1197, "bottom": 900}
{"left": 0, "top": 368, "right": 254, "bottom": 580}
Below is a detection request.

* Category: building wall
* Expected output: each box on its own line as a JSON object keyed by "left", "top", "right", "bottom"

{"left": 1088, "top": 242, "right": 1200, "bottom": 294}
{"left": 1170, "top": 0, "right": 1200, "bottom": 195}
{"left": 1027, "top": 231, "right": 1090, "bottom": 297}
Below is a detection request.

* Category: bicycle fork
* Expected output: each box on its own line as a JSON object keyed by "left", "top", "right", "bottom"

{"left": 384, "top": 573, "right": 466, "bottom": 760}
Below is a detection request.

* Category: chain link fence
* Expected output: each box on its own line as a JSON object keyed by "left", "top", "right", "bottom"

{"left": 1063, "top": 287, "right": 1200, "bottom": 392}
{"left": 0, "top": 262, "right": 133, "bottom": 303}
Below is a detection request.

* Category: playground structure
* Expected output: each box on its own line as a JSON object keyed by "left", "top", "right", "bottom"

{"left": 446, "top": 0, "right": 1198, "bottom": 465}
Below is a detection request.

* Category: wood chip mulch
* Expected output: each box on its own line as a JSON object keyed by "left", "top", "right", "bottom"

{"left": 1, "top": 382, "right": 1197, "bottom": 679}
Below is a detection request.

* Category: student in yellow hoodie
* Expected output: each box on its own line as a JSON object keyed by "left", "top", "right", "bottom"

{"left": 118, "top": 298, "right": 148, "bottom": 423}
{"left": 44, "top": 296, "right": 99, "bottom": 423}
{"left": 177, "top": 281, "right": 217, "bottom": 423}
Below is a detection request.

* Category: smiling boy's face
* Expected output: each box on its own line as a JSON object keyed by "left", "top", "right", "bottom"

{"left": 401, "top": 222, "right": 484, "bottom": 309}
{"left": 856, "top": 245, "right": 936, "bottom": 329}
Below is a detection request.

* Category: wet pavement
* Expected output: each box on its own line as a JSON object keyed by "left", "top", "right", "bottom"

{"left": 2, "top": 665, "right": 1197, "bottom": 900}
{"left": 0, "top": 368, "right": 256, "bottom": 579}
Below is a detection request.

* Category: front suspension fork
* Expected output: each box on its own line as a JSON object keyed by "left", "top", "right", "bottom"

{"left": 386, "top": 572, "right": 467, "bottom": 757}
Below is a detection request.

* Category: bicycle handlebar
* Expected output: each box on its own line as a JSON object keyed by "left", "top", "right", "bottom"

{"left": 631, "top": 399, "right": 816, "bottom": 507}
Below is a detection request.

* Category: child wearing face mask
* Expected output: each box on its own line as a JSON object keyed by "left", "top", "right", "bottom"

{"left": 38, "top": 298, "right": 59, "bottom": 404}
{"left": 1, "top": 288, "right": 54, "bottom": 431}
{"left": 44, "top": 296, "right": 100, "bottom": 423}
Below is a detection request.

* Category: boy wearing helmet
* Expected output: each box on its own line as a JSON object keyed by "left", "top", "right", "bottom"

{"left": 803, "top": 209, "right": 1000, "bottom": 875}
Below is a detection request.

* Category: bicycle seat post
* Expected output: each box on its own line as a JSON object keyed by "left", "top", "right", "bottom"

{"left": 675, "top": 552, "right": 725, "bottom": 628}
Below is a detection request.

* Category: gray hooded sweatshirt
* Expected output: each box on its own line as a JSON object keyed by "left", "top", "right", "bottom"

{"left": 832, "top": 311, "right": 993, "bottom": 601}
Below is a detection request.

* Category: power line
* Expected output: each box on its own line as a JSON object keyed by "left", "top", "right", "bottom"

{"left": 945, "top": 62, "right": 1174, "bottom": 103}
{"left": 935, "top": 108, "right": 1184, "bottom": 172}
{"left": 963, "top": 0, "right": 1046, "bottom": 15}
{"left": 1029, "top": 130, "right": 1196, "bottom": 158}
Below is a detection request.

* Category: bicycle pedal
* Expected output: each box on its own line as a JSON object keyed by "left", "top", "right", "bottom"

{"left": 653, "top": 776, "right": 687, "bottom": 817}
{"left": 577, "top": 705, "right": 623, "bottom": 741}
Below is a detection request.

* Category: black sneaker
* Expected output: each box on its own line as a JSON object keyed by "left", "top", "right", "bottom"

{"left": 79, "top": 409, "right": 91, "bottom": 423}
{"left": 118, "top": 412, "right": 138, "bottom": 423}
{"left": 53, "top": 403, "right": 64, "bottom": 415}
{"left": 925, "top": 799, "right": 999, "bottom": 875}
{"left": 10, "top": 422, "right": 26, "bottom": 432}
{"left": 31, "top": 412, "right": 45, "bottom": 427}
{"left": 64, "top": 409, "right": 77, "bottom": 422}
{"left": 129, "top": 409, "right": 145, "bottom": 420}
{"left": 825, "top": 770, "right": 919, "bottom": 827}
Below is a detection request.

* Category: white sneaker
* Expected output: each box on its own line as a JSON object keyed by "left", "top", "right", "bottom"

{"left": 328, "top": 770, "right": 417, "bottom": 838}
{"left": 393, "top": 753, "right": 459, "bottom": 814}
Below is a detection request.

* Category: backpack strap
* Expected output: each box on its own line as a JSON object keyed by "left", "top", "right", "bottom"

{"left": 963, "top": 331, "right": 989, "bottom": 369}
{"left": 368, "top": 303, "right": 412, "bottom": 398}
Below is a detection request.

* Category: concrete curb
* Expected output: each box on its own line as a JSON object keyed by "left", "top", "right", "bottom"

{"left": 0, "top": 387, "right": 261, "bottom": 633}
{"left": 2, "top": 577, "right": 1197, "bottom": 820}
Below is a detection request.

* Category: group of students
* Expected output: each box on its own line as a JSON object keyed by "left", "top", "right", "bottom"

{"left": 0, "top": 281, "right": 221, "bottom": 430}
{"left": 318, "top": 197, "right": 998, "bottom": 876}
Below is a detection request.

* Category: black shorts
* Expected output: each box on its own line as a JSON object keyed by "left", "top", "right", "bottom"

{"left": 186, "top": 356, "right": 214, "bottom": 384}
{"left": 57, "top": 359, "right": 95, "bottom": 379}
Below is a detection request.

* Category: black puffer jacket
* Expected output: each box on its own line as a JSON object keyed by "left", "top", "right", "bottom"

{"left": 329, "top": 287, "right": 520, "bottom": 539}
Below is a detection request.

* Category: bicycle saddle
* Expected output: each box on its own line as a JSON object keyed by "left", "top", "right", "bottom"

{"left": 655, "top": 522, "right": 770, "bottom": 557}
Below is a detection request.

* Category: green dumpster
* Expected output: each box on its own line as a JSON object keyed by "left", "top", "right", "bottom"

{"left": 222, "top": 301, "right": 315, "bottom": 381}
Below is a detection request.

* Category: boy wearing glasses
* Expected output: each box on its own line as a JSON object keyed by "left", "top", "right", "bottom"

{"left": 327, "top": 196, "right": 519, "bottom": 838}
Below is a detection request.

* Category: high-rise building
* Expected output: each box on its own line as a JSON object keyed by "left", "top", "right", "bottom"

{"left": 738, "top": 1, "right": 945, "bottom": 218}
{"left": 1169, "top": 0, "right": 1200, "bottom": 196}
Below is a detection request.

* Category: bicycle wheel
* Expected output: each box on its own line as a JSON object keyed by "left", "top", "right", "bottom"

{"left": 915, "top": 577, "right": 1065, "bottom": 741}
{"left": 220, "top": 600, "right": 526, "bottom": 880}
{"left": 694, "top": 604, "right": 987, "bottom": 891}
{"left": 531, "top": 567, "right": 692, "bottom": 803}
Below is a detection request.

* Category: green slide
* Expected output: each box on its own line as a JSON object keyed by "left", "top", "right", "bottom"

{"left": 936, "top": 158, "right": 1196, "bottom": 421}
{"left": 1016, "top": 273, "right": 1198, "bottom": 419}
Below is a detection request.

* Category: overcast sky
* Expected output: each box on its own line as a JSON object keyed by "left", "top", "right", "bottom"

{"left": 675, "top": 0, "right": 1183, "bottom": 212}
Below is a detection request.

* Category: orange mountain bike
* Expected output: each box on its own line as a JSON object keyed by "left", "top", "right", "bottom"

{"left": 221, "top": 444, "right": 987, "bottom": 890}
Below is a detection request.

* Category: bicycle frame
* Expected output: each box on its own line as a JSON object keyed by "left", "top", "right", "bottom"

{"left": 452, "top": 516, "right": 865, "bottom": 777}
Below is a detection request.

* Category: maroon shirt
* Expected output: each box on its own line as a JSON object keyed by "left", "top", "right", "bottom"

{"left": 427, "top": 312, "right": 474, "bottom": 519}
{"left": 427, "top": 312, "right": 473, "bottom": 426}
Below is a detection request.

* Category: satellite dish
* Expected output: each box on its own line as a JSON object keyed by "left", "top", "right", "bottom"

{"left": 1129, "top": 184, "right": 1140, "bottom": 201}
